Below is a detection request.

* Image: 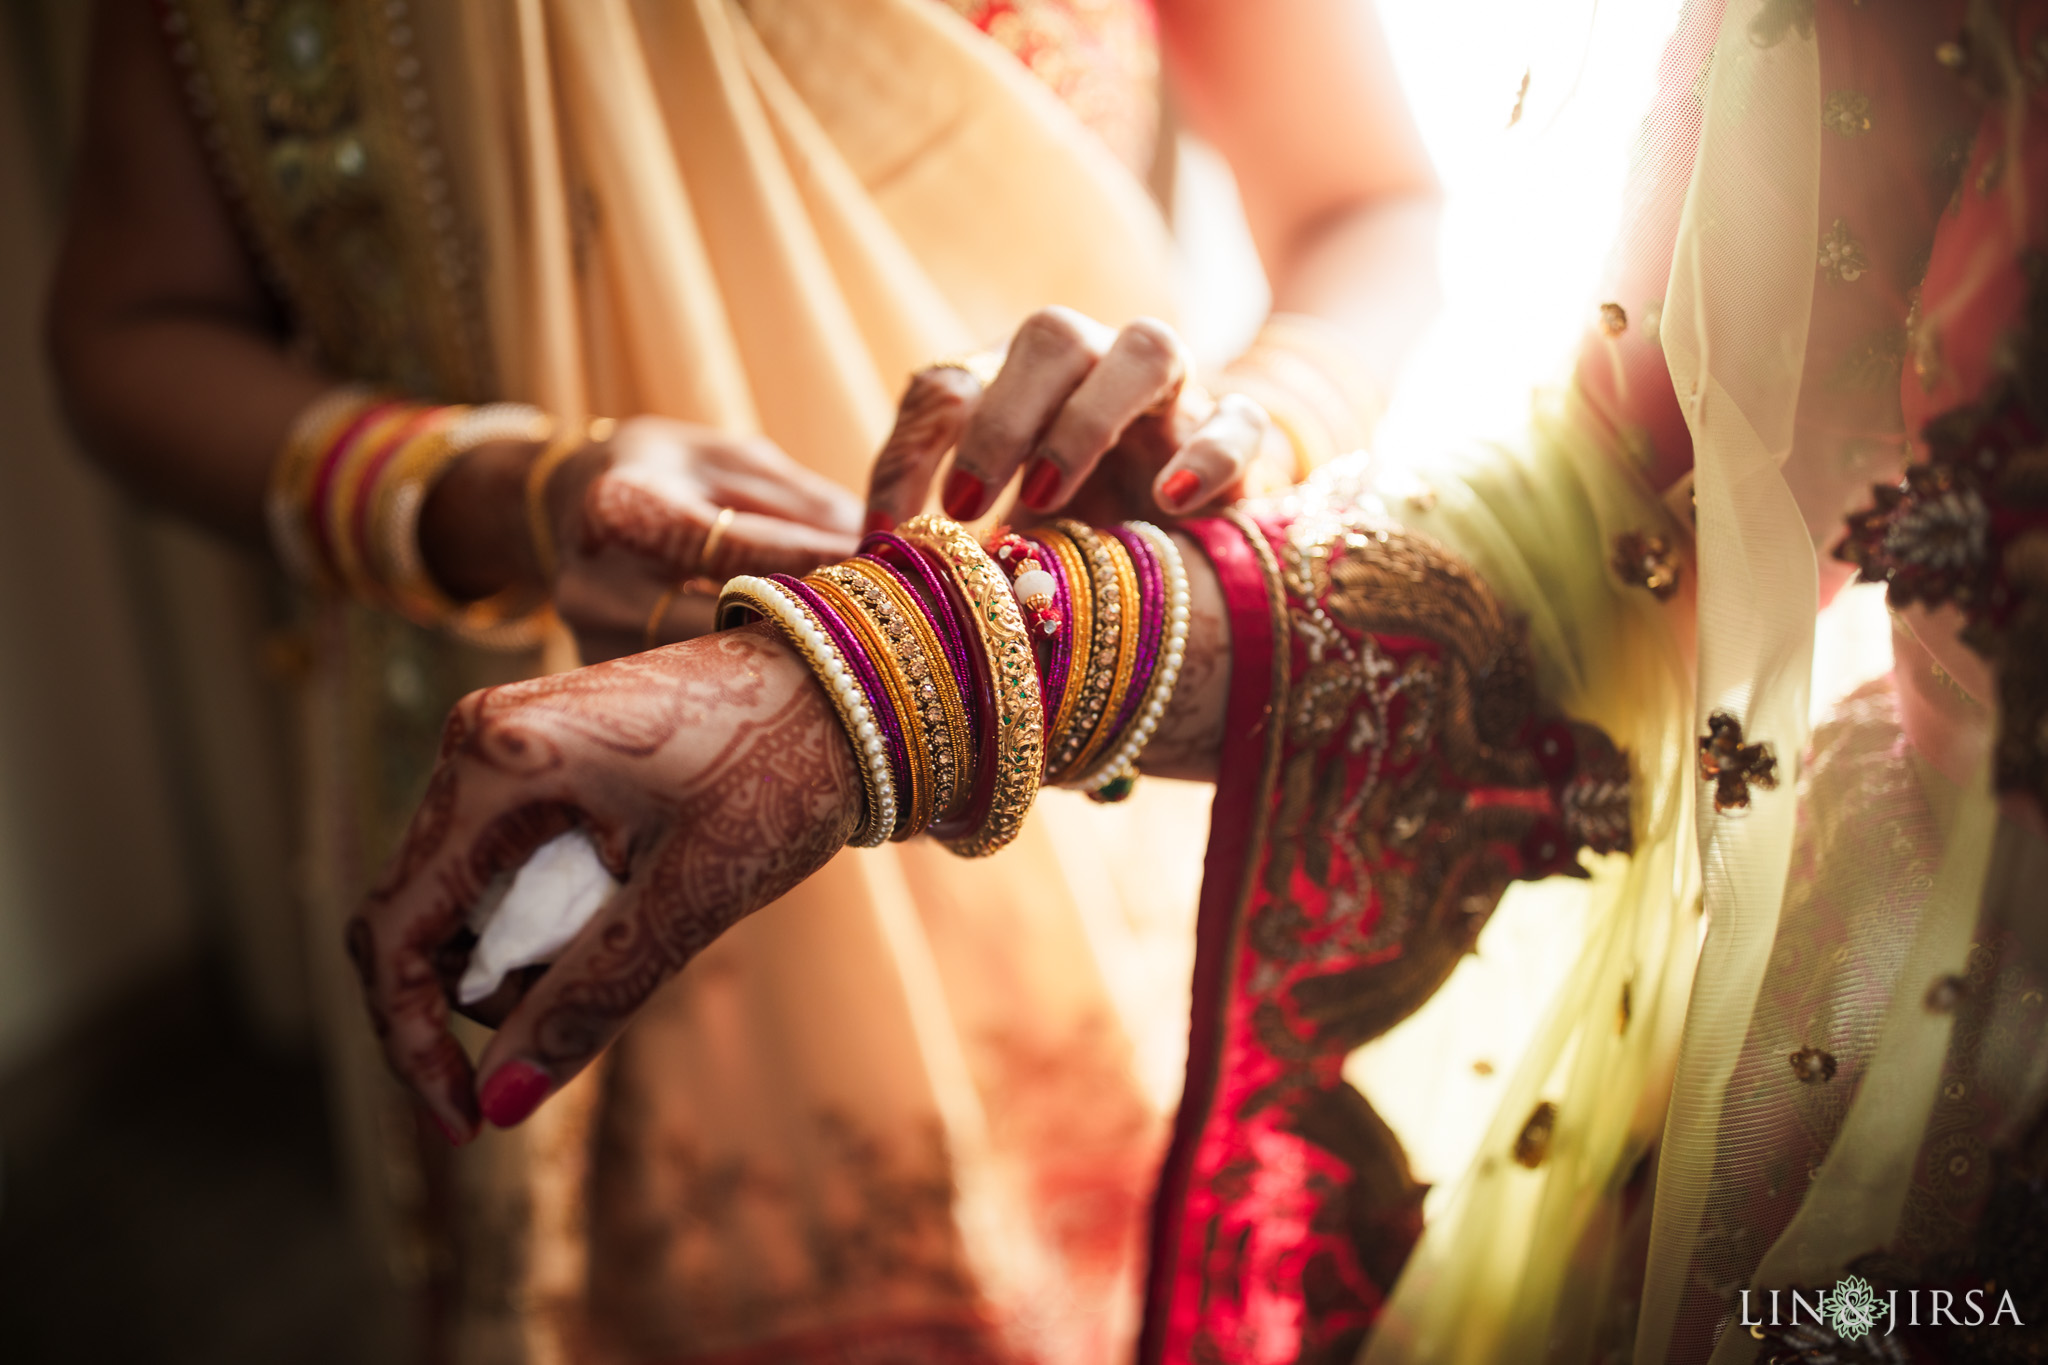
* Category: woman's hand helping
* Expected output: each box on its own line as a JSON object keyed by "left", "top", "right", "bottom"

{"left": 864, "top": 308, "right": 1281, "bottom": 533}
{"left": 550, "top": 417, "right": 865, "bottom": 659}
{"left": 425, "top": 415, "right": 863, "bottom": 662}
{"left": 346, "top": 625, "right": 859, "bottom": 1144}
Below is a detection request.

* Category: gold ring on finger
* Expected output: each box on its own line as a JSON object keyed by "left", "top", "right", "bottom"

{"left": 925, "top": 350, "right": 1003, "bottom": 387}
{"left": 698, "top": 506, "right": 737, "bottom": 577}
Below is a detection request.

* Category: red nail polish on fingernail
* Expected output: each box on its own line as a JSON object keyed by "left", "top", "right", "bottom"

{"left": 941, "top": 468, "right": 986, "bottom": 521}
{"left": 864, "top": 510, "right": 895, "bottom": 536}
{"left": 479, "top": 1059, "right": 552, "bottom": 1128}
{"left": 1159, "top": 469, "right": 1202, "bottom": 509}
{"left": 1019, "top": 457, "right": 1062, "bottom": 511}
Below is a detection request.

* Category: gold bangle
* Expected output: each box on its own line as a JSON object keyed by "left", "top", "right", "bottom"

{"left": 328, "top": 405, "right": 450, "bottom": 603}
{"left": 844, "top": 557, "right": 971, "bottom": 822}
{"left": 268, "top": 385, "right": 381, "bottom": 586}
{"left": 367, "top": 417, "right": 467, "bottom": 621}
{"left": 1256, "top": 313, "right": 1385, "bottom": 443}
{"left": 1070, "top": 522, "right": 1190, "bottom": 794}
{"left": 809, "top": 572, "right": 930, "bottom": 839}
{"left": 526, "top": 421, "right": 594, "bottom": 585}
{"left": 370, "top": 403, "right": 557, "bottom": 649}
{"left": 1043, "top": 520, "right": 1123, "bottom": 783}
{"left": 317, "top": 401, "right": 418, "bottom": 594}
{"left": 899, "top": 514, "right": 1043, "bottom": 857}
{"left": 836, "top": 558, "right": 968, "bottom": 828}
{"left": 1064, "top": 527, "right": 1141, "bottom": 781}
{"left": 1032, "top": 528, "right": 1094, "bottom": 756}
{"left": 698, "top": 506, "right": 737, "bottom": 578}
{"left": 716, "top": 574, "right": 895, "bottom": 847}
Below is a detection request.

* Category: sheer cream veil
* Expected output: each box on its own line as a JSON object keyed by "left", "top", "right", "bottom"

{"left": 1647, "top": 3, "right": 2047, "bottom": 1359}
{"left": 1351, "top": 1, "right": 2047, "bottom": 1362}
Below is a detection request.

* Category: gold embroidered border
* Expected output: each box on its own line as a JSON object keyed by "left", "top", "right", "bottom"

{"left": 161, "top": 0, "right": 487, "bottom": 396}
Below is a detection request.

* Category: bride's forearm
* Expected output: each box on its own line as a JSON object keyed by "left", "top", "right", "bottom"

{"left": 49, "top": 0, "right": 327, "bottom": 546}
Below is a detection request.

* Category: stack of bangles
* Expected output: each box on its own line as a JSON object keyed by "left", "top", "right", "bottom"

{"left": 717, "top": 512, "right": 1190, "bottom": 856}
{"left": 268, "top": 385, "right": 612, "bottom": 649}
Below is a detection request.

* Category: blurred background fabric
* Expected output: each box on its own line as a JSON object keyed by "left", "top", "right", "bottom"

{"left": 0, "top": 2, "right": 393, "bottom": 1357}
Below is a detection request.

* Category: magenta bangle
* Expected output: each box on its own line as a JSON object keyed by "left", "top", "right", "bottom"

{"left": 862, "top": 533, "right": 981, "bottom": 759}
{"left": 772, "top": 574, "right": 911, "bottom": 805}
{"left": 865, "top": 550, "right": 985, "bottom": 774}
{"left": 1105, "top": 525, "right": 1165, "bottom": 744}
{"left": 1023, "top": 529, "right": 1076, "bottom": 731}
{"left": 878, "top": 538, "right": 1000, "bottom": 844}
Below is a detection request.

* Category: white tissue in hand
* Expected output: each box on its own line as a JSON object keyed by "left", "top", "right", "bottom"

{"left": 458, "top": 830, "right": 620, "bottom": 1005}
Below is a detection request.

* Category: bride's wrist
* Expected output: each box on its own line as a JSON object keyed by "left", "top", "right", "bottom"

{"left": 420, "top": 438, "right": 547, "bottom": 602}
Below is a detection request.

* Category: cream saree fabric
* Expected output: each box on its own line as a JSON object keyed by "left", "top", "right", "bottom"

{"left": 216, "top": 0, "right": 1201, "bottom": 1359}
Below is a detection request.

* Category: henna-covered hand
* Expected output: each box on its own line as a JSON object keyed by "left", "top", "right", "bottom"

{"left": 423, "top": 416, "right": 862, "bottom": 662}
{"left": 864, "top": 308, "right": 1284, "bottom": 533}
{"left": 346, "top": 624, "right": 860, "bottom": 1143}
{"left": 554, "top": 417, "right": 863, "bottom": 660}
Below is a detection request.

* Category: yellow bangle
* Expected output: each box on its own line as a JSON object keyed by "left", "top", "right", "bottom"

{"left": 328, "top": 405, "right": 452, "bottom": 603}
{"left": 1043, "top": 520, "right": 1123, "bottom": 783}
{"left": 370, "top": 403, "right": 558, "bottom": 650}
{"left": 1219, "top": 315, "right": 1384, "bottom": 479}
{"left": 1064, "top": 526, "right": 1141, "bottom": 781}
{"left": 837, "top": 558, "right": 971, "bottom": 827}
{"left": 809, "top": 572, "right": 931, "bottom": 839}
{"left": 899, "top": 514, "right": 1043, "bottom": 858}
{"left": 525, "top": 421, "right": 597, "bottom": 586}
{"left": 267, "top": 386, "right": 380, "bottom": 586}
{"left": 1213, "top": 372, "right": 1334, "bottom": 481}
{"left": 1032, "top": 527, "right": 1094, "bottom": 759}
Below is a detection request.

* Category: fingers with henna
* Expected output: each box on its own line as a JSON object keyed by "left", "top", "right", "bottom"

{"left": 1021, "top": 317, "right": 1188, "bottom": 513}
{"left": 467, "top": 879, "right": 672, "bottom": 1128}
{"left": 865, "top": 366, "right": 982, "bottom": 534}
{"left": 1154, "top": 392, "right": 1271, "bottom": 515}
{"left": 706, "top": 436, "right": 863, "bottom": 536}
{"left": 349, "top": 694, "right": 598, "bottom": 1143}
{"left": 469, "top": 681, "right": 860, "bottom": 1127}
{"left": 943, "top": 307, "right": 1116, "bottom": 521}
{"left": 706, "top": 510, "right": 859, "bottom": 579}
{"left": 585, "top": 477, "right": 855, "bottom": 580}
{"left": 384, "top": 805, "right": 595, "bottom": 1139}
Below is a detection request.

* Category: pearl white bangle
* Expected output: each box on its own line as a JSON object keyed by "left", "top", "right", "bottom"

{"left": 716, "top": 574, "right": 897, "bottom": 847}
{"left": 1073, "top": 521, "right": 1189, "bottom": 795}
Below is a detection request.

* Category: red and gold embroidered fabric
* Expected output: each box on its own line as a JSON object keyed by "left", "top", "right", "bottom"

{"left": 1140, "top": 510, "right": 1630, "bottom": 1365}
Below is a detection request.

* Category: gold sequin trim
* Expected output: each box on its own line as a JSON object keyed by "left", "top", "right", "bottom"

{"left": 1822, "top": 89, "right": 1873, "bottom": 137}
{"left": 1820, "top": 218, "right": 1872, "bottom": 284}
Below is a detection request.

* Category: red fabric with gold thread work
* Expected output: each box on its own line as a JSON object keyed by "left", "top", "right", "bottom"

{"left": 1141, "top": 511, "right": 1631, "bottom": 1365}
